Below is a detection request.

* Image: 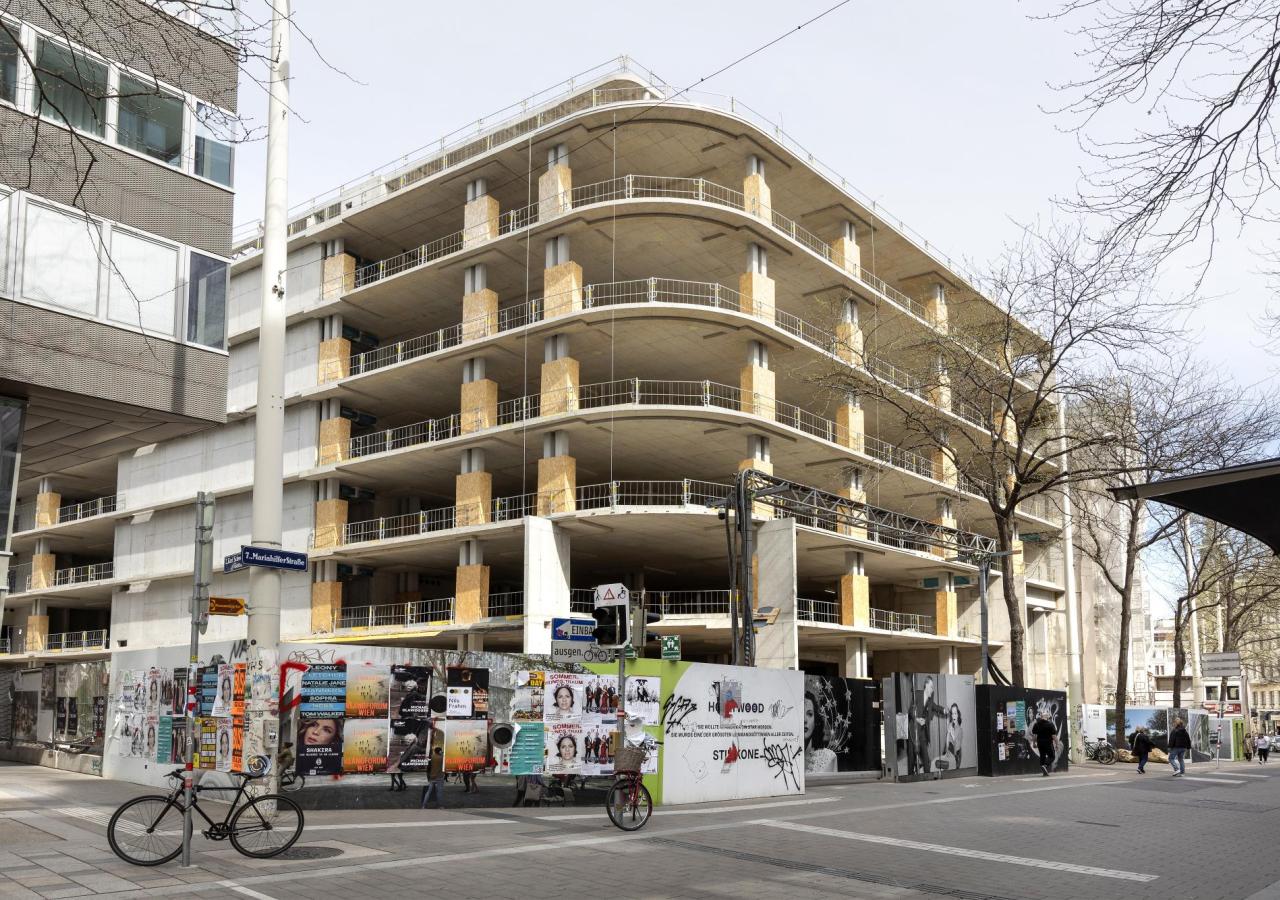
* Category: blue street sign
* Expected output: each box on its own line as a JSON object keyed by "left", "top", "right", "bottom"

{"left": 223, "top": 552, "right": 246, "bottom": 574}
{"left": 240, "top": 545, "right": 309, "bottom": 572}
{"left": 551, "top": 617, "right": 596, "bottom": 642}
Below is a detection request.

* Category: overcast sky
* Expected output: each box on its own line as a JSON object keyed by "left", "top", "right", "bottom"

{"left": 231, "top": 0, "right": 1278, "bottom": 391}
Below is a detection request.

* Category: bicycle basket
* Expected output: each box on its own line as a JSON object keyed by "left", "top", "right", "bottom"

{"left": 614, "top": 746, "right": 646, "bottom": 773}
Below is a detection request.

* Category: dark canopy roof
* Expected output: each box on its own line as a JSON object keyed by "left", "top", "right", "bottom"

{"left": 1110, "top": 457, "right": 1280, "bottom": 554}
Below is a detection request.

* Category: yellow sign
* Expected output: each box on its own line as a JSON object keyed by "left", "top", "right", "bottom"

{"left": 208, "top": 597, "right": 245, "bottom": 616}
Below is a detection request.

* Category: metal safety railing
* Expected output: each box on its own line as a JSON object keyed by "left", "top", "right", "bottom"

{"left": 487, "top": 591, "right": 525, "bottom": 617}
{"left": 335, "top": 596, "right": 456, "bottom": 631}
{"left": 869, "top": 608, "right": 936, "bottom": 634}
{"left": 58, "top": 495, "right": 119, "bottom": 524}
{"left": 798, "top": 597, "right": 842, "bottom": 624}
{"left": 44, "top": 630, "right": 109, "bottom": 652}
{"left": 569, "top": 588, "right": 733, "bottom": 617}
{"left": 54, "top": 562, "right": 114, "bottom": 587}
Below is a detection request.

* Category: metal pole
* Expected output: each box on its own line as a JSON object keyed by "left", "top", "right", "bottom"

{"left": 979, "top": 557, "right": 990, "bottom": 686}
{"left": 182, "top": 492, "right": 214, "bottom": 868}
{"left": 739, "top": 475, "right": 755, "bottom": 667}
{"left": 617, "top": 594, "right": 627, "bottom": 752}
{"left": 249, "top": 0, "right": 290, "bottom": 657}
{"left": 1058, "top": 404, "right": 1084, "bottom": 748}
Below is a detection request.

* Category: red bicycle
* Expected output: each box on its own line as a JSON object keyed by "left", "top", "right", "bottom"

{"left": 605, "top": 746, "right": 652, "bottom": 831}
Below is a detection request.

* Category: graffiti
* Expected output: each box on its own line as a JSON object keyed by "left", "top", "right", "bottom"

{"left": 229, "top": 639, "right": 249, "bottom": 660}
{"left": 662, "top": 694, "right": 697, "bottom": 734}
{"left": 287, "top": 648, "right": 339, "bottom": 665}
{"left": 769, "top": 699, "right": 794, "bottom": 719}
{"left": 762, "top": 739, "right": 802, "bottom": 791}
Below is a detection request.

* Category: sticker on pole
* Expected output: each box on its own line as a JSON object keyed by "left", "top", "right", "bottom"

{"left": 594, "top": 583, "right": 629, "bottom": 608}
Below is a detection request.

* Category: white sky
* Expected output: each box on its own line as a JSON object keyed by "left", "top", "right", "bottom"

{"left": 231, "top": 0, "right": 1280, "bottom": 392}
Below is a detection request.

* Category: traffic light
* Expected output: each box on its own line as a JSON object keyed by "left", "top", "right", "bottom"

{"left": 592, "top": 603, "right": 629, "bottom": 648}
{"left": 633, "top": 604, "right": 663, "bottom": 646}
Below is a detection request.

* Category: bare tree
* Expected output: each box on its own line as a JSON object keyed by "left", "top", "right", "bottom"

{"left": 821, "top": 220, "right": 1185, "bottom": 685}
{"left": 1073, "top": 359, "right": 1277, "bottom": 745}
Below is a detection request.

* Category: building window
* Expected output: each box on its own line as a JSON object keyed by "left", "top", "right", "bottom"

{"left": 1206, "top": 685, "right": 1219, "bottom": 700}
{"left": 22, "top": 202, "right": 103, "bottom": 314}
{"left": 34, "top": 39, "right": 107, "bottom": 137}
{"left": 107, "top": 229, "right": 178, "bottom": 334}
{"left": 194, "top": 104, "right": 233, "bottom": 186}
{"left": 1228, "top": 686, "right": 1241, "bottom": 700}
{"left": 116, "top": 74, "right": 183, "bottom": 166}
{"left": 187, "top": 252, "right": 227, "bottom": 348}
{"left": 0, "top": 23, "right": 18, "bottom": 105}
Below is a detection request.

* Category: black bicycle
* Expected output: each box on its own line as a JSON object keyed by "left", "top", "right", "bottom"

{"left": 107, "top": 767, "right": 304, "bottom": 866}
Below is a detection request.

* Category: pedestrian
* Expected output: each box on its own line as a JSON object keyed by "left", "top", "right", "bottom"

{"left": 1131, "top": 725, "right": 1154, "bottom": 774}
{"left": 421, "top": 746, "right": 445, "bottom": 808}
{"left": 1031, "top": 711, "right": 1058, "bottom": 776}
{"left": 1244, "top": 732, "right": 1254, "bottom": 762}
{"left": 1258, "top": 732, "right": 1271, "bottom": 764}
{"left": 462, "top": 768, "right": 478, "bottom": 793}
{"left": 1168, "top": 717, "right": 1191, "bottom": 776}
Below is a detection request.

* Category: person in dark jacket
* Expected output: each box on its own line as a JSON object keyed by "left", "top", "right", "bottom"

{"left": 1131, "top": 725, "right": 1154, "bottom": 774}
{"left": 1168, "top": 718, "right": 1192, "bottom": 776}
{"left": 1031, "top": 711, "right": 1058, "bottom": 776}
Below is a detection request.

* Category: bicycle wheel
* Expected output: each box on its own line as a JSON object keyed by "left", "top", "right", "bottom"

{"left": 107, "top": 795, "right": 184, "bottom": 866}
{"left": 1098, "top": 745, "right": 1116, "bottom": 765}
{"left": 605, "top": 778, "right": 652, "bottom": 831}
{"left": 229, "top": 793, "right": 304, "bottom": 858}
{"left": 281, "top": 772, "right": 305, "bottom": 793}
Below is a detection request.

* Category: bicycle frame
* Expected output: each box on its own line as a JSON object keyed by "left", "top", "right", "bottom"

{"left": 151, "top": 775, "right": 255, "bottom": 834}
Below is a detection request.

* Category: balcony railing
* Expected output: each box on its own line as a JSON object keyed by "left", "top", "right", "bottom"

{"left": 569, "top": 588, "right": 734, "bottom": 617}
{"left": 487, "top": 591, "right": 524, "bottom": 617}
{"left": 58, "top": 496, "right": 119, "bottom": 524}
{"left": 43, "top": 630, "right": 109, "bottom": 652}
{"left": 798, "top": 597, "right": 841, "bottom": 624}
{"left": 336, "top": 597, "right": 456, "bottom": 630}
{"left": 5, "top": 562, "right": 113, "bottom": 594}
{"left": 869, "top": 608, "right": 936, "bottom": 634}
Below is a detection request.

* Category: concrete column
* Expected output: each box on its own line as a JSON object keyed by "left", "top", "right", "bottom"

{"left": 543, "top": 234, "right": 583, "bottom": 318}
{"left": 835, "top": 295, "right": 863, "bottom": 365}
{"left": 839, "top": 550, "right": 870, "bottom": 628}
{"left": 843, "top": 636, "right": 869, "bottom": 679}
{"left": 463, "top": 177, "right": 499, "bottom": 248}
{"left": 995, "top": 403, "right": 1019, "bottom": 446}
{"left": 836, "top": 392, "right": 865, "bottom": 452}
{"left": 538, "top": 144, "right": 573, "bottom": 221}
{"left": 740, "top": 340, "right": 775, "bottom": 419}
{"left": 1011, "top": 521, "right": 1025, "bottom": 576}
{"left": 26, "top": 612, "right": 48, "bottom": 652}
{"left": 523, "top": 516, "right": 571, "bottom": 654}
{"left": 310, "top": 580, "right": 342, "bottom": 633}
{"left": 30, "top": 551, "right": 55, "bottom": 590}
{"left": 455, "top": 539, "right": 489, "bottom": 624}
{"left": 313, "top": 478, "right": 348, "bottom": 549}
{"left": 317, "top": 315, "right": 350, "bottom": 383}
{"left": 924, "top": 282, "right": 948, "bottom": 331}
{"left": 317, "top": 399, "right": 352, "bottom": 465}
{"left": 830, "top": 220, "right": 861, "bottom": 275}
{"left": 840, "top": 469, "right": 867, "bottom": 539}
{"left": 537, "top": 431, "right": 576, "bottom": 515}
{"left": 739, "top": 243, "right": 775, "bottom": 320}
{"left": 396, "top": 572, "right": 422, "bottom": 607}
{"left": 744, "top": 154, "right": 771, "bottom": 218}
{"left": 931, "top": 427, "right": 958, "bottom": 487}
{"left": 739, "top": 434, "right": 773, "bottom": 475}
{"left": 540, "top": 334, "right": 579, "bottom": 416}
{"left": 464, "top": 633, "right": 485, "bottom": 652}
{"left": 755, "top": 518, "right": 798, "bottom": 670}
{"left": 935, "top": 571, "right": 957, "bottom": 637}
{"left": 931, "top": 495, "right": 956, "bottom": 558}
{"left": 461, "top": 263, "right": 498, "bottom": 342}
{"left": 321, "top": 251, "right": 356, "bottom": 300}
{"left": 926, "top": 353, "right": 952, "bottom": 411}
{"left": 940, "top": 645, "right": 959, "bottom": 675}
{"left": 34, "top": 489, "right": 60, "bottom": 528}
{"left": 456, "top": 448, "right": 492, "bottom": 526}
{"left": 460, "top": 357, "right": 498, "bottom": 434}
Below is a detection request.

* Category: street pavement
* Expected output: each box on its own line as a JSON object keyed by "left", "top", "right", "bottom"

{"left": 0, "top": 758, "right": 1278, "bottom": 899}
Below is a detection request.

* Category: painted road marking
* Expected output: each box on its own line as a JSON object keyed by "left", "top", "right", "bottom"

{"left": 222, "top": 883, "right": 279, "bottom": 900}
{"left": 756, "top": 819, "right": 1157, "bottom": 882}
{"left": 307, "top": 819, "right": 518, "bottom": 831}
{"left": 1221, "top": 772, "right": 1270, "bottom": 778}
{"left": 1175, "top": 775, "right": 1245, "bottom": 784}
{"left": 1016, "top": 774, "right": 1098, "bottom": 781}
{"left": 524, "top": 796, "right": 836, "bottom": 821}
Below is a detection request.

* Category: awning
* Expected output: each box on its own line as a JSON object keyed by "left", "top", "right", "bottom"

{"left": 1109, "top": 457, "right": 1280, "bottom": 554}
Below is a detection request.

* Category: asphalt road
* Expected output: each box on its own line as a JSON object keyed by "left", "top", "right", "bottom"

{"left": 0, "top": 758, "right": 1276, "bottom": 899}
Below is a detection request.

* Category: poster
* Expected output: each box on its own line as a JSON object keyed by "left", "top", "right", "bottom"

{"left": 13, "top": 670, "right": 38, "bottom": 742}
{"left": 544, "top": 672, "right": 584, "bottom": 721}
{"left": 446, "top": 686, "right": 473, "bottom": 718}
{"left": 215, "top": 718, "right": 233, "bottom": 772}
{"left": 343, "top": 719, "right": 389, "bottom": 773}
{"left": 882, "top": 673, "right": 978, "bottom": 781}
{"left": 442, "top": 719, "right": 488, "bottom": 773}
{"left": 446, "top": 666, "right": 489, "bottom": 717}
{"left": 581, "top": 723, "right": 617, "bottom": 775}
{"left": 513, "top": 671, "right": 544, "bottom": 721}
{"left": 345, "top": 663, "right": 390, "bottom": 718}
{"left": 975, "top": 685, "right": 1070, "bottom": 776}
{"left": 196, "top": 717, "right": 217, "bottom": 770}
{"left": 146, "top": 669, "right": 162, "bottom": 718}
{"left": 388, "top": 666, "right": 432, "bottom": 773}
{"left": 212, "top": 664, "right": 233, "bottom": 717}
{"left": 156, "top": 716, "right": 173, "bottom": 763}
{"left": 658, "top": 662, "right": 805, "bottom": 804}
{"left": 544, "top": 721, "right": 584, "bottom": 774}
{"left": 802, "top": 675, "right": 879, "bottom": 775}
{"left": 172, "top": 668, "right": 189, "bottom": 716}
{"left": 199, "top": 668, "right": 218, "bottom": 716}
{"left": 145, "top": 716, "right": 159, "bottom": 760}
{"left": 170, "top": 719, "right": 187, "bottom": 764}
{"left": 624, "top": 676, "right": 661, "bottom": 726}
{"left": 581, "top": 674, "right": 619, "bottom": 725}
{"left": 56, "top": 698, "right": 67, "bottom": 734}
{"left": 506, "top": 722, "right": 545, "bottom": 775}
{"left": 297, "top": 663, "right": 345, "bottom": 776}
{"left": 232, "top": 715, "right": 244, "bottom": 772}
{"left": 232, "top": 664, "right": 247, "bottom": 718}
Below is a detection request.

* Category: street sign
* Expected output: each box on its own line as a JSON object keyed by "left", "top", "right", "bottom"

{"left": 208, "top": 596, "right": 245, "bottom": 617}
{"left": 223, "top": 552, "right": 245, "bottom": 574}
{"left": 551, "top": 641, "right": 616, "bottom": 664}
{"left": 594, "top": 583, "right": 629, "bottom": 607}
{"left": 240, "top": 545, "right": 309, "bottom": 572}
{"left": 1202, "top": 651, "right": 1242, "bottom": 679}
{"left": 551, "top": 617, "right": 596, "bottom": 642}
{"left": 661, "top": 635, "right": 681, "bottom": 661}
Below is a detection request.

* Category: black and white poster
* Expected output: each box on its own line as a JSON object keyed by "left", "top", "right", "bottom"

{"left": 882, "top": 673, "right": 977, "bottom": 781}
{"left": 446, "top": 666, "right": 489, "bottom": 718}
{"left": 387, "top": 665, "right": 432, "bottom": 773}
{"left": 624, "top": 676, "right": 661, "bottom": 726}
{"left": 803, "top": 675, "right": 879, "bottom": 774}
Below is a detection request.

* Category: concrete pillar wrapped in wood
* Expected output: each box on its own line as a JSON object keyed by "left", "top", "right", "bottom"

{"left": 317, "top": 417, "right": 352, "bottom": 466}
{"left": 539, "top": 163, "right": 573, "bottom": 221}
{"left": 313, "top": 498, "right": 348, "bottom": 549}
{"left": 310, "top": 581, "right": 342, "bottom": 633}
{"left": 540, "top": 357, "right": 580, "bottom": 416}
{"left": 317, "top": 337, "right": 351, "bottom": 383}
{"left": 840, "top": 574, "right": 870, "bottom": 628}
{"left": 544, "top": 261, "right": 583, "bottom": 319}
{"left": 460, "top": 379, "right": 498, "bottom": 434}
{"left": 322, "top": 253, "right": 356, "bottom": 300}
{"left": 461, "top": 289, "right": 499, "bottom": 342}
{"left": 455, "top": 564, "right": 490, "bottom": 624}
{"left": 25, "top": 614, "right": 49, "bottom": 652}
{"left": 739, "top": 363, "right": 776, "bottom": 420}
{"left": 456, "top": 471, "right": 493, "bottom": 526}
{"left": 30, "top": 553, "right": 55, "bottom": 590}
{"left": 34, "top": 492, "right": 61, "bottom": 528}
{"left": 537, "top": 455, "right": 576, "bottom": 515}
{"left": 934, "top": 590, "right": 957, "bottom": 637}
{"left": 836, "top": 398, "right": 864, "bottom": 453}
{"left": 738, "top": 271, "right": 775, "bottom": 321}
{"left": 463, "top": 195, "right": 499, "bottom": 248}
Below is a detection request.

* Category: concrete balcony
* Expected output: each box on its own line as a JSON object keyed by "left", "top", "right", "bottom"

{"left": 0, "top": 629, "right": 109, "bottom": 656}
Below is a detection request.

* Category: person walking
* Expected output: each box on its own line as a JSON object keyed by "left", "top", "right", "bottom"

{"left": 1131, "top": 725, "right": 1154, "bottom": 774}
{"left": 1258, "top": 732, "right": 1271, "bottom": 764}
{"left": 1031, "top": 711, "right": 1058, "bottom": 776}
{"left": 1168, "top": 717, "right": 1191, "bottom": 776}
{"left": 421, "top": 746, "right": 446, "bottom": 808}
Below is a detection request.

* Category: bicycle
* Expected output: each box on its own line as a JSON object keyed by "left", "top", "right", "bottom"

{"left": 1083, "top": 737, "right": 1116, "bottom": 765}
{"left": 107, "top": 767, "right": 304, "bottom": 866}
{"left": 605, "top": 745, "right": 652, "bottom": 831}
{"left": 279, "top": 770, "right": 305, "bottom": 793}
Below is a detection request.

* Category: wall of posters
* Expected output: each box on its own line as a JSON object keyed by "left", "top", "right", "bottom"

{"left": 296, "top": 663, "right": 345, "bottom": 776}
{"left": 802, "top": 675, "right": 879, "bottom": 775}
{"left": 881, "top": 673, "right": 977, "bottom": 781}
{"left": 975, "top": 685, "right": 1070, "bottom": 776}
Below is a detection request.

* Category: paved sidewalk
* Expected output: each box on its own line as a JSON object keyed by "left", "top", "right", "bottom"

{"left": 2, "top": 760, "right": 1279, "bottom": 898}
